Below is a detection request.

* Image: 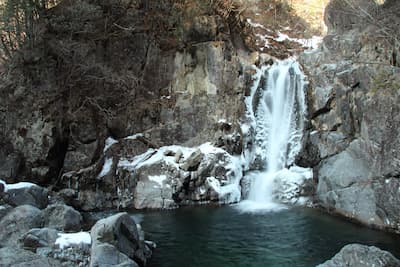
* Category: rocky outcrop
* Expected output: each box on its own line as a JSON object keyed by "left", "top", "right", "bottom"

{"left": 0, "top": 0, "right": 253, "bottom": 212}
{"left": 114, "top": 143, "right": 242, "bottom": 210}
{"left": 0, "top": 0, "right": 246, "bottom": 189}
{"left": 317, "top": 244, "right": 400, "bottom": 267}
{"left": 299, "top": 0, "right": 400, "bottom": 232}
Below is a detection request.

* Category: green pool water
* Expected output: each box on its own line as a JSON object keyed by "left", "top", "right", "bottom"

{"left": 135, "top": 205, "right": 400, "bottom": 267}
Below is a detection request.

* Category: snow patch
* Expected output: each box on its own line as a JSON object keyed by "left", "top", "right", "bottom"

{"left": 246, "top": 18, "right": 266, "bottom": 29}
{"left": 104, "top": 137, "right": 118, "bottom": 152}
{"left": 55, "top": 232, "right": 91, "bottom": 249}
{"left": 276, "top": 32, "right": 322, "bottom": 49}
{"left": 125, "top": 133, "right": 144, "bottom": 140}
{"left": 98, "top": 158, "right": 113, "bottom": 179}
{"left": 0, "top": 180, "right": 37, "bottom": 192}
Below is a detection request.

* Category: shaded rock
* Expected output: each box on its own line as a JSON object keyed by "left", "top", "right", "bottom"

{"left": 63, "top": 141, "right": 98, "bottom": 172}
{"left": 90, "top": 212, "right": 149, "bottom": 266}
{"left": 42, "top": 204, "right": 82, "bottom": 232}
{"left": 0, "top": 205, "right": 43, "bottom": 247}
{"left": 0, "top": 204, "right": 12, "bottom": 219}
{"left": 55, "top": 188, "right": 78, "bottom": 206}
{"left": 185, "top": 15, "right": 219, "bottom": 43}
{"left": 0, "top": 151, "right": 23, "bottom": 181}
{"left": 3, "top": 184, "right": 48, "bottom": 209}
{"left": 22, "top": 228, "right": 59, "bottom": 251}
{"left": 317, "top": 244, "right": 400, "bottom": 267}
{"left": 373, "top": 178, "right": 400, "bottom": 232}
{"left": 0, "top": 247, "right": 61, "bottom": 267}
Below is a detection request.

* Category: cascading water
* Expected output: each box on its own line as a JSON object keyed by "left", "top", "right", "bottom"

{"left": 239, "top": 58, "right": 309, "bottom": 212}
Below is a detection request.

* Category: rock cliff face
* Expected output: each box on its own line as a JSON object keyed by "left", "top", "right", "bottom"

{"left": 0, "top": 0, "right": 253, "bottom": 209}
{"left": 299, "top": 0, "right": 400, "bottom": 232}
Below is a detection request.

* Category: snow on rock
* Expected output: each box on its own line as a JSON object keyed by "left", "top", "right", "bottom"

{"left": 246, "top": 18, "right": 267, "bottom": 29}
{"left": 246, "top": 17, "right": 323, "bottom": 50}
{"left": 97, "top": 158, "right": 113, "bottom": 179}
{"left": 0, "top": 179, "right": 37, "bottom": 192}
{"left": 104, "top": 137, "right": 118, "bottom": 152}
{"left": 276, "top": 32, "right": 323, "bottom": 49}
{"left": 124, "top": 133, "right": 143, "bottom": 140}
{"left": 55, "top": 232, "right": 91, "bottom": 249}
{"left": 115, "top": 143, "right": 244, "bottom": 209}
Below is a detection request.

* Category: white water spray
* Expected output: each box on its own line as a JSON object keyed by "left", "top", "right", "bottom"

{"left": 239, "top": 59, "right": 308, "bottom": 212}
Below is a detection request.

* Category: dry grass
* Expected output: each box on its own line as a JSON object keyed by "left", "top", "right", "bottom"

{"left": 289, "top": 0, "right": 330, "bottom": 35}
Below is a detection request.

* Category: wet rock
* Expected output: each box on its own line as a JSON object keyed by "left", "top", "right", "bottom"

{"left": 90, "top": 212, "right": 150, "bottom": 267}
{"left": 0, "top": 205, "right": 43, "bottom": 247}
{"left": 2, "top": 184, "right": 48, "bottom": 209}
{"left": 317, "top": 244, "right": 400, "bottom": 267}
{"left": 42, "top": 204, "right": 83, "bottom": 232}
{"left": 0, "top": 247, "right": 61, "bottom": 267}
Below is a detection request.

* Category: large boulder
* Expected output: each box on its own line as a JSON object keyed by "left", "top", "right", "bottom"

{"left": 90, "top": 213, "right": 150, "bottom": 267}
{"left": 2, "top": 183, "right": 48, "bottom": 209}
{"left": 90, "top": 243, "right": 139, "bottom": 267}
{"left": 317, "top": 244, "right": 400, "bottom": 267}
{"left": 41, "top": 204, "right": 83, "bottom": 232}
{"left": 0, "top": 205, "right": 43, "bottom": 247}
{"left": 22, "top": 228, "right": 60, "bottom": 251}
{"left": 0, "top": 247, "right": 61, "bottom": 267}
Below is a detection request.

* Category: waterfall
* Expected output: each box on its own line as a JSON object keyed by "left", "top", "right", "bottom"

{"left": 239, "top": 59, "right": 309, "bottom": 212}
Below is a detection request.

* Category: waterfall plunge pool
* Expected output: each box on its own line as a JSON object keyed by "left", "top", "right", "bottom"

{"left": 135, "top": 205, "right": 400, "bottom": 267}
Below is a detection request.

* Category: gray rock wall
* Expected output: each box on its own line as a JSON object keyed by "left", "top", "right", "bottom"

{"left": 299, "top": 0, "right": 400, "bottom": 232}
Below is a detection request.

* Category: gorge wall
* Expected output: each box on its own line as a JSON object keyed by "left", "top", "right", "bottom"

{"left": 0, "top": 0, "right": 400, "bottom": 234}
{"left": 299, "top": 0, "right": 400, "bottom": 232}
